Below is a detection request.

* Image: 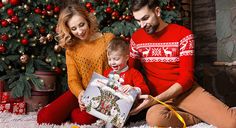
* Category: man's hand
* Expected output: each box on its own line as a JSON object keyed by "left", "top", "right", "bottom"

{"left": 78, "top": 90, "right": 86, "bottom": 111}
{"left": 130, "top": 95, "right": 156, "bottom": 115}
{"left": 120, "top": 84, "right": 133, "bottom": 93}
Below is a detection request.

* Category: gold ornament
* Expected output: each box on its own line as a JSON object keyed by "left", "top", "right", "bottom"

{"left": 46, "top": 33, "right": 53, "bottom": 42}
{"left": 20, "top": 54, "right": 30, "bottom": 64}
{"left": 54, "top": 44, "right": 62, "bottom": 53}
{"left": 47, "top": 10, "right": 53, "bottom": 16}
{"left": 2, "top": 0, "right": 8, "bottom": 4}
{"left": 24, "top": 4, "right": 30, "bottom": 11}
{"left": 39, "top": 36, "right": 47, "bottom": 44}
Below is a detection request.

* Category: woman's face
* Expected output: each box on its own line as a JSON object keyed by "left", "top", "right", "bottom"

{"left": 67, "top": 14, "right": 90, "bottom": 40}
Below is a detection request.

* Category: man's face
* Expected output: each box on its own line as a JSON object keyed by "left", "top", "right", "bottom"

{"left": 133, "top": 5, "right": 160, "bottom": 34}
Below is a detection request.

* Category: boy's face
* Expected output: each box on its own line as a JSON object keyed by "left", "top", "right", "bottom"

{"left": 107, "top": 50, "right": 129, "bottom": 72}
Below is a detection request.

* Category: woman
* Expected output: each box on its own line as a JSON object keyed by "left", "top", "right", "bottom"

{"left": 37, "top": 3, "right": 114, "bottom": 125}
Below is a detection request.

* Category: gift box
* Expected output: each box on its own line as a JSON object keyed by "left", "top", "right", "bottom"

{"left": 12, "top": 101, "right": 26, "bottom": 115}
{"left": 0, "top": 103, "right": 12, "bottom": 113}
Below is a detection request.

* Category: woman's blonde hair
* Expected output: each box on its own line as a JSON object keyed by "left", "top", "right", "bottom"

{"left": 56, "top": 3, "right": 99, "bottom": 48}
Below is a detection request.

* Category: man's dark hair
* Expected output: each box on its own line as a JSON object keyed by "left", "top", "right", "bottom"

{"left": 131, "top": 0, "right": 160, "bottom": 12}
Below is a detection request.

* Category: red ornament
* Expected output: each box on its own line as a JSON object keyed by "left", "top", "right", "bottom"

{"left": 9, "top": 0, "right": 20, "bottom": 6}
{"left": 85, "top": 2, "right": 92, "bottom": 9}
{"left": 53, "top": 6, "right": 60, "bottom": 13}
{"left": 54, "top": 67, "right": 62, "bottom": 75}
{"left": 1, "top": 20, "right": 8, "bottom": 27}
{"left": 7, "top": 8, "right": 14, "bottom": 16}
{"left": 1, "top": 34, "right": 9, "bottom": 41}
{"left": 0, "top": 45, "right": 6, "bottom": 53}
{"left": 27, "top": 29, "right": 34, "bottom": 36}
{"left": 34, "top": 8, "right": 41, "bottom": 14}
{"left": 11, "top": 15, "right": 19, "bottom": 23}
{"left": 46, "top": 4, "right": 52, "bottom": 10}
{"left": 112, "top": 11, "right": 119, "bottom": 19}
{"left": 113, "top": 0, "right": 119, "bottom": 4}
{"left": 105, "top": 7, "right": 113, "bottom": 13}
{"left": 21, "top": 38, "right": 29, "bottom": 45}
{"left": 0, "top": 2, "right": 3, "bottom": 8}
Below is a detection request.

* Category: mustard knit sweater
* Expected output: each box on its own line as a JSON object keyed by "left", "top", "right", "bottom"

{"left": 65, "top": 33, "right": 114, "bottom": 98}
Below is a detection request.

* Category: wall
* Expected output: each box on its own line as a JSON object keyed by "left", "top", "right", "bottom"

{"left": 215, "top": 0, "right": 236, "bottom": 61}
{"left": 192, "top": 0, "right": 236, "bottom": 106}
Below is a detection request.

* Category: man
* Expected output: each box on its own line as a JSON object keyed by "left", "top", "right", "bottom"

{"left": 128, "top": 0, "right": 236, "bottom": 127}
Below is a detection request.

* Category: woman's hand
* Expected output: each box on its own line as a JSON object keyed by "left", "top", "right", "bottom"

{"left": 130, "top": 95, "right": 156, "bottom": 115}
{"left": 121, "top": 84, "right": 133, "bottom": 93}
{"left": 78, "top": 90, "right": 86, "bottom": 111}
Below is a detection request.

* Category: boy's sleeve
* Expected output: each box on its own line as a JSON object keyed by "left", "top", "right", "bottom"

{"left": 132, "top": 69, "right": 150, "bottom": 94}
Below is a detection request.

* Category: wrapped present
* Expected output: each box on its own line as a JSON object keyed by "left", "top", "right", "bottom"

{"left": 82, "top": 72, "right": 139, "bottom": 128}
{"left": 0, "top": 103, "right": 12, "bottom": 113}
{"left": 12, "top": 101, "right": 26, "bottom": 115}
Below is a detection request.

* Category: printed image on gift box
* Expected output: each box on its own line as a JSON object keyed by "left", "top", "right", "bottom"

{"left": 82, "top": 72, "right": 138, "bottom": 128}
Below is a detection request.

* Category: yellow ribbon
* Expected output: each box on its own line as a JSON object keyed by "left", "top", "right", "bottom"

{"left": 149, "top": 95, "right": 186, "bottom": 128}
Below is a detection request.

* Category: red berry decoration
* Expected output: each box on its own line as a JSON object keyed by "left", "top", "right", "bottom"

{"left": 39, "top": 27, "right": 46, "bottom": 34}
{"left": 53, "top": 6, "right": 60, "bottom": 13}
{"left": 41, "top": 10, "right": 47, "bottom": 15}
{"left": 7, "top": 8, "right": 14, "bottom": 16}
{"left": 11, "top": 15, "right": 19, "bottom": 23}
{"left": 125, "top": 15, "right": 132, "bottom": 21}
{"left": 105, "top": 7, "right": 113, "bottom": 13}
{"left": 85, "top": 2, "right": 92, "bottom": 9}
{"left": 9, "top": 0, "right": 20, "bottom": 6}
{"left": 90, "top": 8, "right": 95, "bottom": 13}
{"left": 1, "top": 20, "right": 8, "bottom": 27}
{"left": 27, "top": 29, "right": 34, "bottom": 36}
{"left": 113, "top": 0, "right": 120, "bottom": 4}
{"left": 21, "top": 38, "right": 29, "bottom": 45}
{"left": 54, "top": 67, "right": 62, "bottom": 75}
{"left": 0, "top": 45, "right": 6, "bottom": 53}
{"left": 1, "top": 34, "right": 9, "bottom": 41}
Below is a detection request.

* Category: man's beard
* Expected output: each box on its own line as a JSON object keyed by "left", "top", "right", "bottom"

{"left": 144, "top": 23, "right": 158, "bottom": 34}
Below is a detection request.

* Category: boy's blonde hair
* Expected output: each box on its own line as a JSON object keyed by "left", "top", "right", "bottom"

{"left": 107, "top": 37, "right": 130, "bottom": 56}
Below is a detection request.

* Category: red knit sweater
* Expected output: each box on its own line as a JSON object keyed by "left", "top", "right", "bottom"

{"left": 103, "top": 67, "right": 150, "bottom": 94}
{"left": 129, "top": 24, "right": 194, "bottom": 96}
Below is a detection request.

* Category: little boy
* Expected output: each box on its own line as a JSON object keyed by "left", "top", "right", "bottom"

{"left": 104, "top": 37, "right": 150, "bottom": 96}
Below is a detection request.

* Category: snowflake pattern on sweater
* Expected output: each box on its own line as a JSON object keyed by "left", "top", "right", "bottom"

{"left": 130, "top": 34, "right": 194, "bottom": 63}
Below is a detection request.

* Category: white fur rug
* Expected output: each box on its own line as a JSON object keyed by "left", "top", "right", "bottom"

{"left": 0, "top": 112, "right": 216, "bottom": 128}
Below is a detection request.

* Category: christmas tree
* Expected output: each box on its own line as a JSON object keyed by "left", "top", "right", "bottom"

{"left": 0, "top": 0, "right": 182, "bottom": 98}
{"left": 0, "top": 0, "right": 65, "bottom": 98}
